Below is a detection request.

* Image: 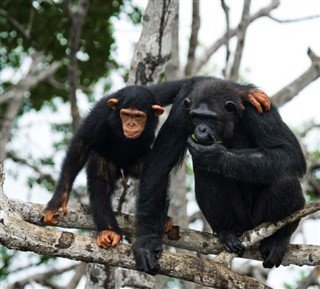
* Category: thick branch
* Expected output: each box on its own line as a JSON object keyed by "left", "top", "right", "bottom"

{"left": 127, "top": 0, "right": 179, "bottom": 85}
{"left": 272, "top": 48, "right": 320, "bottom": 106}
{"left": 10, "top": 199, "right": 320, "bottom": 267}
{"left": 0, "top": 199, "right": 270, "bottom": 288}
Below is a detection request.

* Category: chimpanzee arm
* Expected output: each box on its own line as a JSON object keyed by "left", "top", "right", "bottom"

{"left": 148, "top": 77, "right": 197, "bottom": 106}
{"left": 133, "top": 96, "right": 189, "bottom": 274}
{"left": 188, "top": 106, "right": 306, "bottom": 184}
{"left": 149, "top": 77, "right": 270, "bottom": 112}
{"left": 231, "top": 82, "right": 271, "bottom": 113}
{"left": 43, "top": 134, "right": 93, "bottom": 225}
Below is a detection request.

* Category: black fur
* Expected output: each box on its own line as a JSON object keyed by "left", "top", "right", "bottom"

{"left": 44, "top": 83, "right": 183, "bottom": 237}
{"left": 133, "top": 77, "right": 306, "bottom": 272}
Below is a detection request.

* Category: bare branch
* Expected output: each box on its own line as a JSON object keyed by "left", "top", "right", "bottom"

{"left": 10, "top": 199, "right": 320, "bottom": 267}
{"left": 0, "top": 8, "right": 34, "bottom": 43}
{"left": 164, "top": 10, "right": 182, "bottom": 80}
{"left": 220, "top": 0, "right": 231, "bottom": 77}
{"left": 67, "top": 262, "right": 87, "bottom": 289}
{"left": 184, "top": 0, "right": 200, "bottom": 77}
{"left": 227, "top": 0, "right": 251, "bottom": 81}
{"left": 0, "top": 53, "right": 62, "bottom": 162}
{"left": 7, "top": 264, "right": 79, "bottom": 289}
{"left": 298, "top": 122, "right": 320, "bottom": 138}
{"left": 272, "top": 48, "right": 320, "bottom": 106}
{"left": 63, "top": 0, "right": 90, "bottom": 132}
{"left": 0, "top": 213, "right": 271, "bottom": 288}
{"left": 7, "top": 151, "right": 56, "bottom": 185}
{"left": 267, "top": 14, "right": 320, "bottom": 23}
{"left": 195, "top": 0, "right": 280, "bottom": 71}
{"left": 6, "top": 151, "right": 87, "bottom": 202}
{"left": 296, "top": 266, "right": 320, "bottom": 289}
{"left": 26, "top": 5, "right": 36, "bottom": 38}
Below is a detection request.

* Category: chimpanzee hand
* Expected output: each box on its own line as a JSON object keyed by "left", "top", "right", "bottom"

{"left": 132, "top": 234, "right": 163, "bottom": 275}
{"left": 187, "top": 136, "right": 226, "bottom": 170}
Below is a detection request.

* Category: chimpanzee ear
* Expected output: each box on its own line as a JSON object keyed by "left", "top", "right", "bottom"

{"left": 225, "top": 101, "right": 238, "bottom": 114}
{"left": 152, "top": 104, "right": 165, "bottom": 116}
{"left": 107, "top": 98, "right": 119, "bottom": 110}
{"left": 184, "top": 98, "right": 192, "bottom": 109}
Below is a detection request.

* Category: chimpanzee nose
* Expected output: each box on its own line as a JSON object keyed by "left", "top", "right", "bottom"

{"left": 194, "top": 124, "right": 213, "bottom": 144}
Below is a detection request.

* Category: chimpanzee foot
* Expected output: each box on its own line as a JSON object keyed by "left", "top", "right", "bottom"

{"left": 259, "top": 237, "right": 289, "bottom": 268}
{"left": 96, "top": 230, "right": 121, "bottom": 249}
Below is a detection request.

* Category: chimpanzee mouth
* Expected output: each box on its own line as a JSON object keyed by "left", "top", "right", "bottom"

{"left": 124, "top": 131, "right": 142, "bottom": 139}
{"left": 191, "top": 134, "right": 215, "bottom": 146}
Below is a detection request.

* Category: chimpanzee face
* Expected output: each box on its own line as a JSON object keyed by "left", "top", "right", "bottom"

{"left": 184, "top": 94, "right": 239, "bottom": 146}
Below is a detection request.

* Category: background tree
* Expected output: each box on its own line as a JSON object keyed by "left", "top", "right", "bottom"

{"left": 1, "top": 0, "right": 320, "bottom": 288}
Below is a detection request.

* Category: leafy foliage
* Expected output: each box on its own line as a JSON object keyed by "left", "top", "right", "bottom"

{"left": 0, "top": 0, "right": 124, "bottom": 110}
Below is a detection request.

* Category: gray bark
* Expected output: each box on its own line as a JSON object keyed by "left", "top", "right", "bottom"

{"left": 9, "top": 198, "right": 320, "bottom": 268}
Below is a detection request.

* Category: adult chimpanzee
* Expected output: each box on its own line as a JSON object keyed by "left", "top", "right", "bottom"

{"left": 43, "top": 78, "right": 269, "bottom": 249}
{"left": 133, "top": 77, "right": 305, "bottom": 272}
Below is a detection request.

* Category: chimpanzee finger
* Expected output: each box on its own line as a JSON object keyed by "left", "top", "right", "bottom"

{"left": 255, "top": 90, "right": 271, "bottom": 111}
{"left": 111, "top": 233, "right": 121, "bottom": 247}
{"left": 247, "top": 95, "right": 263, "bottom": 114}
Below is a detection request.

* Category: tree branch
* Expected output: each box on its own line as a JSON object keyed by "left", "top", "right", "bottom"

{"left": 62, "top": 0, "right": 89, "bottom": 132}
{"left": 215, "top": 199, "right": 320, "bottom": 266}
{"left": 184, "top": 0, "right": 200, "bottom": 77}
{"left": 1, "top": 164, "right": 319, "bottom": 288}
{"left": 227, "top": 0, "right": 251, "bottom": 81}
{"left": 220, "top": 0, "right": 231, "bottom": 77}
{"left": 0, "top": 52, "right": 62, "bottom": 162}
{"left": 7, "top": 264, "right": 79, "bottom": 289}
{"left": 272, "top": 48, "right": 320, "bottom": 107}
{"left": 194, "top": 0, "right": 280, "bottom": 72}
{"left": 9, "top": 199, "right": 320, "bottom": 267}
{"left": 296, "top": 266, "right": 320, "bottom": 289}
{"left": 0, "top": 8, "right": 34, "bottom": 44}
{"left": 267, "top": 14, "right": 320, "bottom": 23}
{"left": 0, "top": 185, "right": 269, "bottom": 288}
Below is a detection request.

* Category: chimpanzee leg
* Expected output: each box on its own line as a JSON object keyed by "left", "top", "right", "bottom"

{"left": 127, "top": 158, "right": 174, "bottom": 234}
{"left": 252, "top": 176, "right": 305, "bottom": 268}
{"left": 86, "top": 152, "right": 122, "bottom": 249}
{"left": 194, "top": 168, "right": 247, "bottom": 256}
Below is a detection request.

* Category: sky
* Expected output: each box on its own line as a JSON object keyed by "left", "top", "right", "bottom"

{"left": 3, "top": 0, "right": 320, "bottom": 288}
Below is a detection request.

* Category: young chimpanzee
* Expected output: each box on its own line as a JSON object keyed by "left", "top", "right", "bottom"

{"left": 43, "top": 85, "right": 165, "bottom": 248}
{"left": 43, "top": 78, "right": 269, "bottom": 249}
{"left": 133, "top": 77, "right": 305, "bottom": 273}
